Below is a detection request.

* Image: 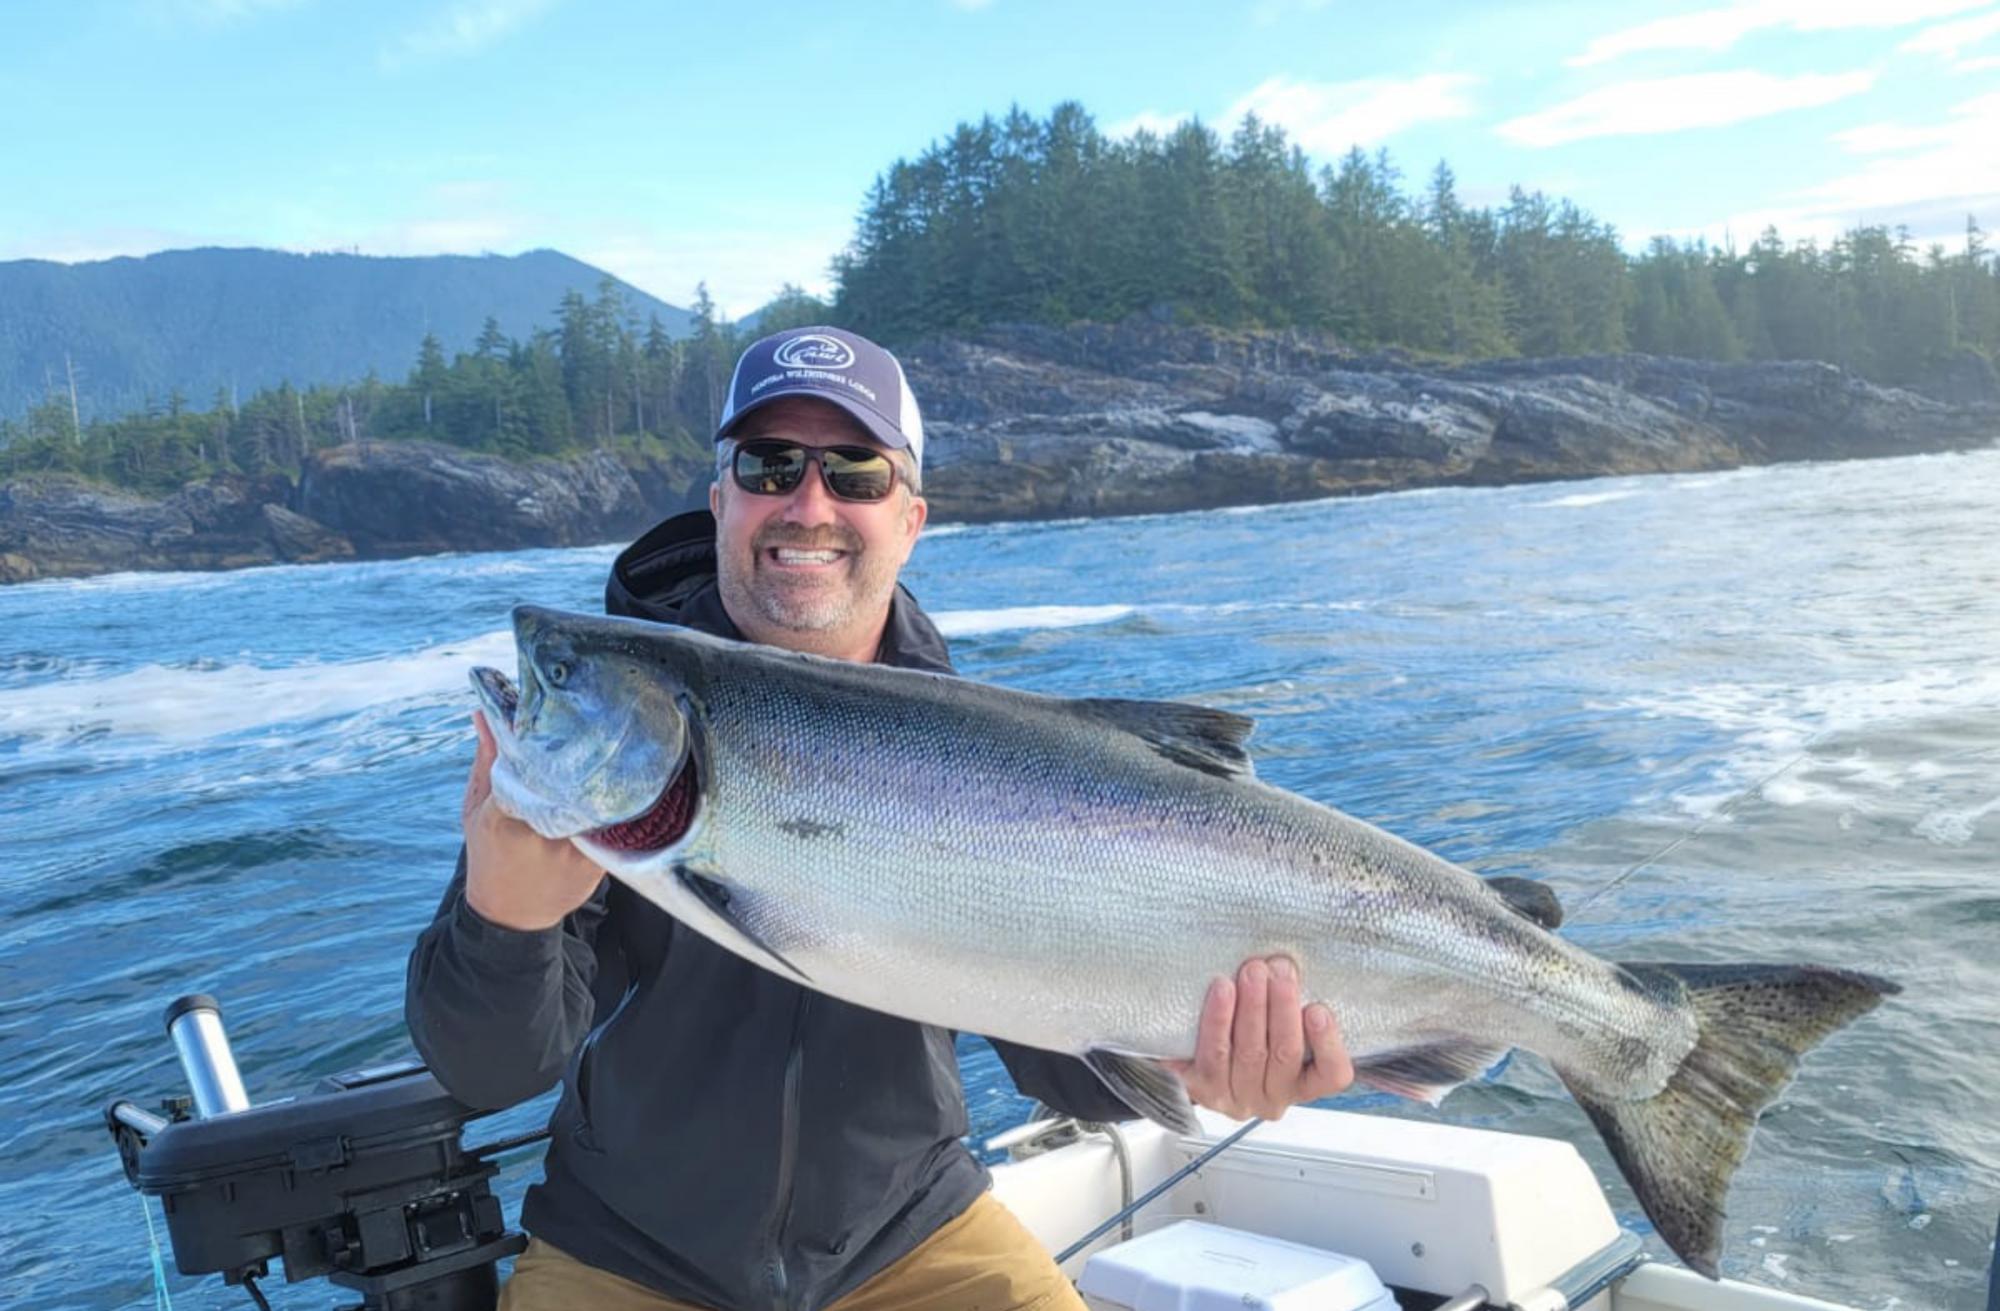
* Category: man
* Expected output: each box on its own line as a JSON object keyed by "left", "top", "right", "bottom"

{"left": 406, "top": 326, "right": 1353, "bottom": 1311}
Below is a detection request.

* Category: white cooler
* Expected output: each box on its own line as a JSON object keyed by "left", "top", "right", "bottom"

{"left": 1077, "top": 1220, "right": 1396, "bottom": 1311}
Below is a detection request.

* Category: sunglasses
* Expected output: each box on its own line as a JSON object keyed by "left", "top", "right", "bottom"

{"left": 731, "top": 439, "right": 901, "bottom": 503}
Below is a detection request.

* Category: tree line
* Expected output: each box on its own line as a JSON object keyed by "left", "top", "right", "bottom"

{"left": 833, "top": 102, "right": 2000, "bottom": 386}
{"left": 0, "top": 279, "right": 832, "bottom": 493}
{"left": 6, "top": 99, "right": 1996, "bottom": 493}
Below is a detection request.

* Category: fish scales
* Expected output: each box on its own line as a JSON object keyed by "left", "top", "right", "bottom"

{"left": 471, "top": 605, "right": 1899, "bottom": 1278}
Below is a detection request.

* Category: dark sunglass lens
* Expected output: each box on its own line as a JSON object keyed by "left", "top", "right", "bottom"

{"left": 736, "top": 443, "right": 806, "bottom": 494}
{"left": 823, "top": 448, "right": 895, "bottom": 501}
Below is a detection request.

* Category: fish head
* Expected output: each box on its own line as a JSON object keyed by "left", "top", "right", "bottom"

{"left": 468, "top": 605, "right": 702, "bottom": 856}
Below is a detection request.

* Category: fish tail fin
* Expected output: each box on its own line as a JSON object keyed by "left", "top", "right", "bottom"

{"left": 1556, "top": 962, "right": 1897, "bottom": 1279}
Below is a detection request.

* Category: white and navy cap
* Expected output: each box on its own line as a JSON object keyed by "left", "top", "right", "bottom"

{"left": 716, "top": 326, "right": 925, "bottom": 471}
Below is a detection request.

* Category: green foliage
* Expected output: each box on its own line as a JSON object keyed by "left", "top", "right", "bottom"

{"left": 0, "top": 282, "right": 739, "bottom": 493}
{"left": 831, "top": 103, "right": 2000, "bottom": 383}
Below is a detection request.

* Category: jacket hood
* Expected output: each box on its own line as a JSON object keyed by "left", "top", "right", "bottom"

{"left": 605, "top": 509, "right": 954, "bottom": 673}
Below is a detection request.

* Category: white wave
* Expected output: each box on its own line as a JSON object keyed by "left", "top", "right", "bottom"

{"left": 1621, "top": 668, "right": 2000, "bottom": 818}
{"left": 932, "top": 597, "right": 1379, "bottom": 638}
{"left": 1912, "top": 794, "right": 2000, "bottom": 846}
{"left": 0, "top": 630, "right": 514, "bottom": 753}
{"left": 1537, "top": 489, "right": 1641, "bottom": 509}
{"left": 934, "top": 605, "right": 1136, "bottom": 637}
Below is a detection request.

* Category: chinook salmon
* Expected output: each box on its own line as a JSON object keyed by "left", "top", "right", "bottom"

{"left": 469, "top": 604, "right": 1895, "bottom": 1278}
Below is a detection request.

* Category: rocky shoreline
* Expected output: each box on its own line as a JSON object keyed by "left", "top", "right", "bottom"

{"left": 4, "top": 322, "right": 1996, "bottom": 584}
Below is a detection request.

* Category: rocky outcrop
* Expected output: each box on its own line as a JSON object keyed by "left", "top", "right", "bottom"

{"left": 0, "top": 473, "right": 353, "bottom": 583}
{"left": 0, "top": 441, "right": 708, "bottom": 583}
{"left": 299, "top": 441, "right": 670, "bottom": 558}
{"left": 3, "top": 322, "right": 1996, "bottom": 582}
{"left": 907, "top": 324, "right": 1999, "bottom": 522}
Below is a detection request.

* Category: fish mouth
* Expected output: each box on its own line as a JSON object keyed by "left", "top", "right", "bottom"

{"left": 470, "top": 666, "right": 520, "bottom": 734}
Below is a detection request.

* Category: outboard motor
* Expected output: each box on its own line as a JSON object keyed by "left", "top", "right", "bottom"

{"left": 105, "top": 994, "right": 534, "bottom": 1310}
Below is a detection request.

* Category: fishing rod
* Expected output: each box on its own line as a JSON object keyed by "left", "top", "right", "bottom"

{"left": 1053, "top": 1117, "right": 1264, "bottom": 1265}
{"left": 1568, "top": 743, "right": 1816, "bottom": 922}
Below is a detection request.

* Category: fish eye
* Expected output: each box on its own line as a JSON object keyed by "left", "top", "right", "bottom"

{"left": 547, "top": 660, "right": 571, "bottom": 687}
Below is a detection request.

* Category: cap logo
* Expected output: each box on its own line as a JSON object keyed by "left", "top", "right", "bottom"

{"left": 773, "top": 333, "right": 855, "bottom": 371}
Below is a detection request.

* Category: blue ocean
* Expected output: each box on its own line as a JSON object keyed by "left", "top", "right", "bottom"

{"left": 3, "top": 449, "right": 1996, "bottom": 1308}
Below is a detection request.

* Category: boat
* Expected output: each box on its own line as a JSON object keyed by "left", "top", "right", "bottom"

{"left": 987, "top": 1104, "right": 1899, "bottom": 1311}
{"left": 110, "top": 998, "right": 1980, "bottom": 1310}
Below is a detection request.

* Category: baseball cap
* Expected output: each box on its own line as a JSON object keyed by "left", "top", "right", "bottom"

{"left": 716, "top": 326, "right": 925, "bottom": 471}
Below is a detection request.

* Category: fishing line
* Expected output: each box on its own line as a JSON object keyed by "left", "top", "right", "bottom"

{"left": 137, "top": 1190, "right": 175, "bottom": 1311}
{"left": 1569, "top": 742, "right": 1816, "bottom": 922}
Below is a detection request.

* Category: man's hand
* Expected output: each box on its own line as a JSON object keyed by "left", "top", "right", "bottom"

{"left": 462, "top": 711, "right": 606, "bottom": 931}
{"left": 1167, "top": 957, "right": 1354, "bottom": 1121}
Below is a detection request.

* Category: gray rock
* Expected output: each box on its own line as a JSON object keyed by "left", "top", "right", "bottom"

{"left": 5, "top": 321, "right": 1997, "bottom": 583}
{"left": 261, "top": 503, "right": 354, "bottom": 562}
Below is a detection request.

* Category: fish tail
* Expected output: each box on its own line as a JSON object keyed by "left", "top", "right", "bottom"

{"left": 1555, "top": 962, "right": 1897, "bottom": 1279}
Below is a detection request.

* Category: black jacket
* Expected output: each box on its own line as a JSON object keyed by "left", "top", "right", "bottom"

{"left": 405, "top": 510, "right": 1132, "bottom": 1311}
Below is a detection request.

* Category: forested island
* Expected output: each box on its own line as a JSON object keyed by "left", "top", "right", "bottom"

{"left": 2, "top": 102, "right": 1996, "bottom": 582}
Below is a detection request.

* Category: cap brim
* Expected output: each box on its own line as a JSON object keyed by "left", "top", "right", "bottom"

{"left": 717, "top": 389, "right": 909, "bottom": 452}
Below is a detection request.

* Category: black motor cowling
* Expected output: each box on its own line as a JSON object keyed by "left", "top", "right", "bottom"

{"left": 106, "top": 996, "right": 529, "bottom": 1310}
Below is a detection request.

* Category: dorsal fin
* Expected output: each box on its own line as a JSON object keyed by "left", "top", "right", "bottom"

{"left": 1072, "top": 697, "right": 1256, "bottom": 779}
{"left": 1485, "top": 875, "right": 1564, "bottom": 930}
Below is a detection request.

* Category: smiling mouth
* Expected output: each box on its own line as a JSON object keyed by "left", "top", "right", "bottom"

{"left": 765, "top": 546, "right": 849, "bottom": 568}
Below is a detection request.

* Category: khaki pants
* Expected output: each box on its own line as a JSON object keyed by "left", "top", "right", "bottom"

{"left": 499, "top": 1192, "right": 1088, "bottom": 1311}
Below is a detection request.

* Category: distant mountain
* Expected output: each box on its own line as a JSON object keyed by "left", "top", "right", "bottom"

{"left": 0, "top": 247, "right": 694, "bottom": 420}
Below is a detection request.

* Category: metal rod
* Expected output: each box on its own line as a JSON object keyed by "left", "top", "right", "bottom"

{"left": 1054, "top": 1118, "right": 1263, "bottom": 1266}
{"left": 165, "top": 994, "right": 250, "bottom": 1118}
{"left": 1433, "top": 1287, "right": 1490, "bottom": 1311}
{"left": 110, "top": 1101, "right": 170, "bottom": 1137}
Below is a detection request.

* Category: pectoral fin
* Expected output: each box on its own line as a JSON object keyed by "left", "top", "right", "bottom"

{"left": 1353, "top": 1039, "right": 1509, "bottom": 1107}
{"left": 1083, "top": 1047, "right": 1199, "bottom": 1133}
{"left": 675, "top": 866, "right": 813, "bottom": 985}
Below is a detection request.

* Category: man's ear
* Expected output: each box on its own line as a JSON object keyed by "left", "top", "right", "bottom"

{"left": 709, "top": 480, "right": 721, "bottom": 516}
{"left": 904, "top": 494, "right": 928, "bottom": 543}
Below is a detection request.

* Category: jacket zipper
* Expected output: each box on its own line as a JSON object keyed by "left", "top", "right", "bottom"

{"left": 765, "top": 991, "right": 813, "bottom": 1309}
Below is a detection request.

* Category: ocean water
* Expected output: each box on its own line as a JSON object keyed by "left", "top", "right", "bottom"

{"left": 3, "top": 449, "right": 1998, "bottom": 1309}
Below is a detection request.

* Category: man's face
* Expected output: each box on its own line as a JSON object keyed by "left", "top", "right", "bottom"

{"left": 710, "top": 396, "right": 927, "bottom": 656}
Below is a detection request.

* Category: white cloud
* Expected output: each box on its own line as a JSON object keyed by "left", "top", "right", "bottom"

{"left": 1957, "top": 53, "right": 2000, "bottom": 70}
{"left": 379, "top": 0, "right": 559, "bottom": 71}
{"left": 1686, "top": 92, "right": 2000, "bottom": 249}
{"left": 1496, "top": 69, "right": 1876, "bottom": 147}
{"left": 1223, "top": 74, "right": 1480, "bottom": 155}
{"left": 1103, "top": 110, "right": 1191, "bottom": 139}
{"left": 947, "top": 0, "right": 994, "bottom": 9}
{"left": 1898, "top": 8, "right": 2000, "bottom": 58}
{"left": 1808, "top": 92, "right": 2000, "bottom": 210}
{"left": 571, "top": 203, "right": 858, "bottom": 319}
{"left": 1568, "top": 0, "right": 1989, "bottom": 67}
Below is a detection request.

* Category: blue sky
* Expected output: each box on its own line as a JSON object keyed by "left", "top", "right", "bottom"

{"left": 4, "top": 0, "right": 1997, "bottom": 317}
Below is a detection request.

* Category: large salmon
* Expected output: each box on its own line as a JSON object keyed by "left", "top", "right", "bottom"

{"left": 469, "top": 604, "right": 1895, "bottom": 1277}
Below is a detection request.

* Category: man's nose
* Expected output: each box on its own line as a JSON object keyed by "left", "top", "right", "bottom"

{"left": 776, "top": 457, "right": 839, "bottom": 523}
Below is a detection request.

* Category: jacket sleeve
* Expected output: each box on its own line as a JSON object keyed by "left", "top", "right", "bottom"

{"left": 987, "top": 1039, "right": 1140, "bottom": 1123}
{"left": 404, "top": 846, "right": 611, "bottom": 1110}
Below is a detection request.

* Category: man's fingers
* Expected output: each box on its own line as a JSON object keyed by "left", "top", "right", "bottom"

{"left": 1264, "top": 956, "right": 1306, "bottom": 1109}
{"left": 1299, "top": 1004, "right": 1355, "bottom": 1100}
{"left": 462, "top": 712, "right": 495, "bottom": 822}
{"left": 1230, "top": 959, "right": 1271, "bottom": 1104}
{"left": 1189, "top": 975, "right": 1235, "bottom": 1089}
